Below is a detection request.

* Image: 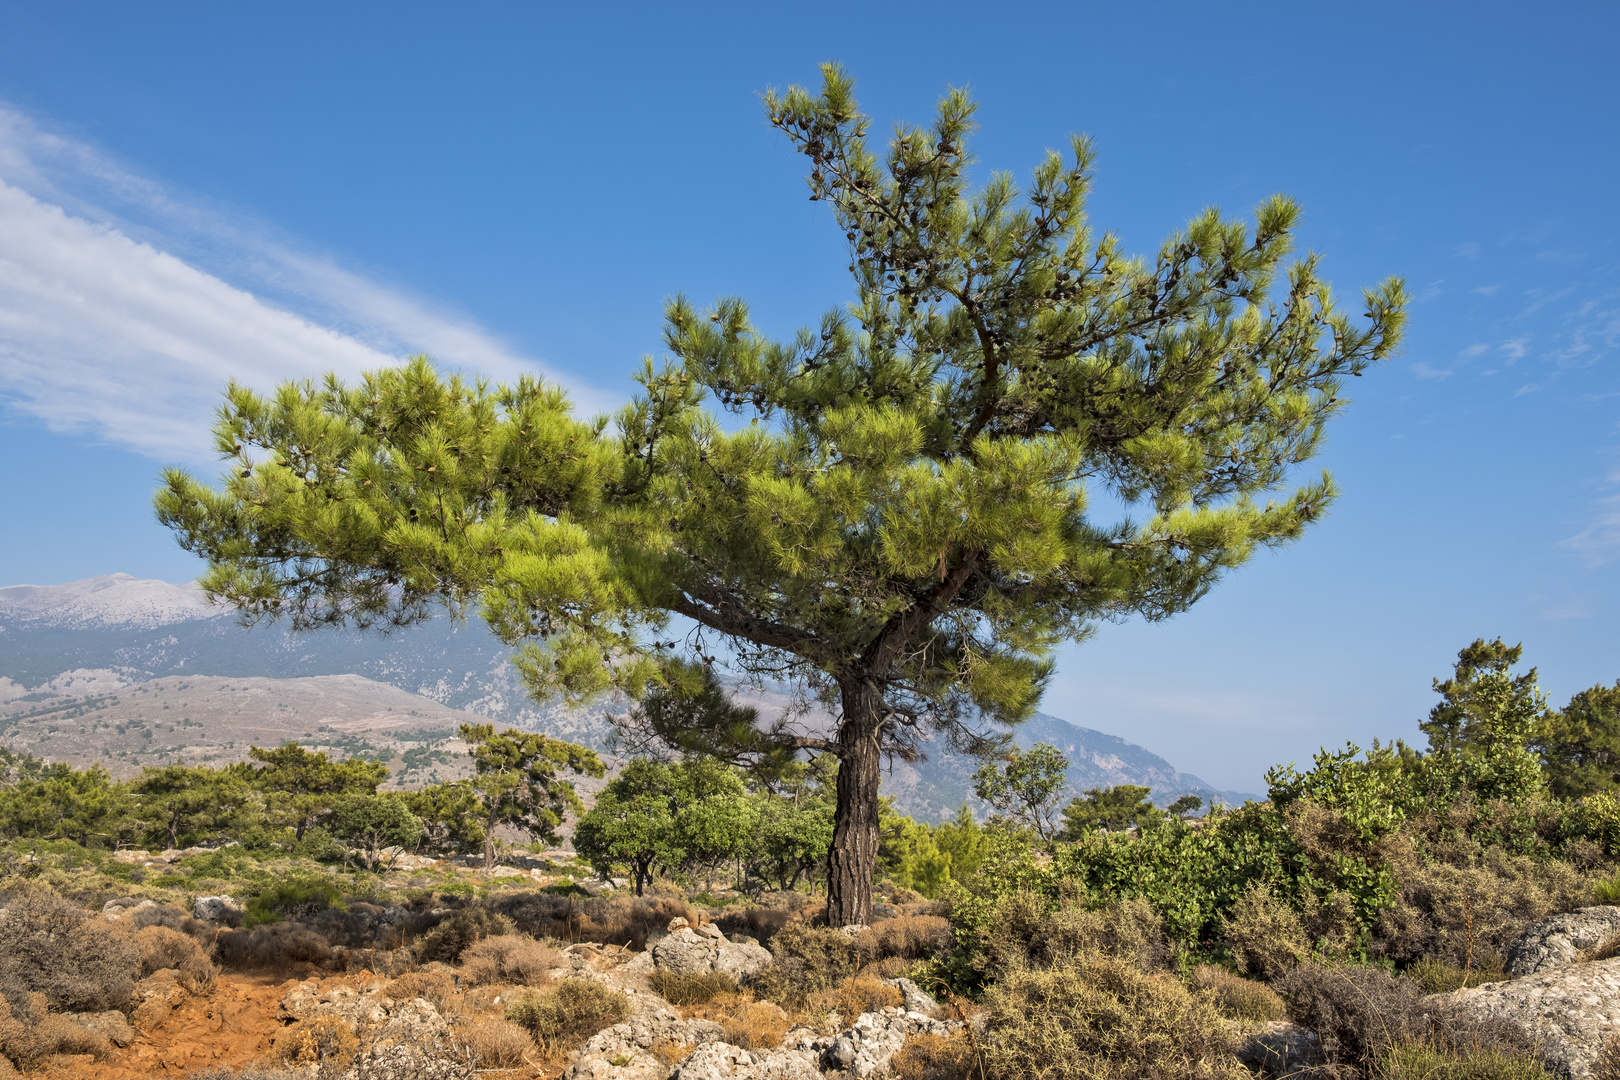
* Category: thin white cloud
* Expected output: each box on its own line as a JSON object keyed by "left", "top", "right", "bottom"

{"left": 1410, "top": 361, "right": 1453, "bottom": 379}
{"left": 0, "top": 104, "right": 609, "bottom": 466}
{"left": 1562, "top": 493, "right": 1620, "bottom": 567}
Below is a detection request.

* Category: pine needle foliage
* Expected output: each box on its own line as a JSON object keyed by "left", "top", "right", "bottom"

{"left": 156, "top": 64, "right": 1405, "bottom": 925}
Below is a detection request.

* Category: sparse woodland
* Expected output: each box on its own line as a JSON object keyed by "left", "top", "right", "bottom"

{"left": 6, "top": 64, "right": 1614, "bottom": 1080}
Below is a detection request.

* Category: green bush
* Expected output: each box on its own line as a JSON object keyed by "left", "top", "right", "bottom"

{"left": 414, "top": 906, "right": 513, "bottom": 963}
{"left": 1219, "top": 882, "right": 1308, "bottom": 979}
{"left": 244, "top": 877, "right": 344, "bottom": 928}
{"left": 1380, "top": 1041, "right": 1551, "bottom": 1079}
{"left": 505, "top": 979, "right": 630, "bottom": 1049}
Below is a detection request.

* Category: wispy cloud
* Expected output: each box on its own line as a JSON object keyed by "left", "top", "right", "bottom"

{"left": 1562, "top": 493, "right": 1620, "bottom": 567}
{"left": 0, "top": 105, "right": 606, "bottom": 465}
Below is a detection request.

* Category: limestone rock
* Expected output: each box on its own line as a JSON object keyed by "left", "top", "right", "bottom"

{"left": 62, "top": 1010, "right": 136, "bottom": 1047}
{"left": 131, "top": 969, "right": 188, "bottom": 1031}
{"left": 669, "top": 1042, "right": 822, "bottom": 1080}
{"left": 101, "top": 897, "right": 156, "bottom": 922}
{"left": 794, "top": 1007, "right": 958, "bottom": 1079}
{"left": 652, "top": 927, "right": 772, "bottom": 981}
{"left": 1506, "top": 906, "right": 1620, "bottom": 978}
{"left": 884, "top": 977, "right": 939, "bottom": 1015}
{"left": 1235, "top": 1021, "right": 1324, "bottom": 1078}
{"left": 1429, "top": 956, "right": 1620, "bottom": 1078}
{"left": 193, "top": 894, "right": 240, "bottom": 921}
{"left": 563, "top": 1004, "right": 724, "bottom": 1080}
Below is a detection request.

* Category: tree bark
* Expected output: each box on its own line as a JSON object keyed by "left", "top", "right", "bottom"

{"left": 826, "top": 680, "right": 883, "bottom": 927}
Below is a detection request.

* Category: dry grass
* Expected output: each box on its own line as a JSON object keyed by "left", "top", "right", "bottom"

{"left": 270, "top": 1016, "right": 359, "bottom": 1069}
{"left": 981, "top": 951, "right": 1245, "bottom": 1080}
{"left": 0, "top": 991, "right": 112, "bottom": 1068}
{"left": 854, "top": 915, "right": 951, "bottom": 962}
{"left": 1188, "top": 965, "right": 1287, "bottom": 1024}
{"left": 1406, "top": 955, "right": 1508, "bottom": 994}
{"left": 455, "top": 1017, "right": 535, "bottom": 1068}
{"left": 889, "top": 1031, "right": 980, "bottom": 1080}
{"left": 835, "top": 974, "right": 903, "bottom": 1020}
{"left": 651, "top": 1038, "right": 693, "bottom": 1066}
{"left": 1219, "top": 882, "right": 1309, "bottom": 980}
{"left": 384, "top": 970, "right": 459, "bottom": 1014}
{"left": 459, "top": 934, "right": 562, "bottom": 987}
{"left": 489, "top": 892, "right": 700, "bottom": 950}
{"left": 505, "top": 979, "right": 631, "bottom": 1050}
{"left": 648, "top": 969, "right": 738, "bottom": 1005}
{"left": 721, "top": 1001, "right": 791, "bottom": 1050}
{"left": 1595, "top": 1036, "right": 1620, "bottom": 1080}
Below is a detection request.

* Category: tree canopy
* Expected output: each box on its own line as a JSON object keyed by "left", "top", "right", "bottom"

{"left": 155, "top": 64, "right": 1405, "bottom": 924}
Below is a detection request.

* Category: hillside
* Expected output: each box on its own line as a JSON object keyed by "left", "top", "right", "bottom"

{"left": 0, "top": 574, "right": 1259, "bottom": 814}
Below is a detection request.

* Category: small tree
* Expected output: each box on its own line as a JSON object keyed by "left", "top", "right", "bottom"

{"left": 460, "top": 724, "right": 604, "bottom": 868}
{"left": 973, "top": 743, "right": 1070, "bottom": 843}
{"left": 1535, "top": 682, "right": 1620, "bottom": 799}
{"left": 1419, "top": 639, "right": 1548, "bottom": 803}
{"left": 405, "top": 780, "right": 488, "bottom": 857}
{"left": 573, "top": 759, "right": 681, "bottom": 894}
{"left": 1059, "top": 784, "right": 1161, "bottom": 838}
{"left": 327, "top": 793, "right": 423, "bottom": 871}
{"left": 749, "top": 756, "right": 836, "bottom": 891}
{"left": 243, "top": 743, "right": 388, "bottom": 839}
{"left": 1166, "top": 794, "right": 1203, "bottom": 819}
{"left": 131, "top": 764, "right": 252, "bottom": 849}
{"left": 156, "top": 65, "right": 1405, "bottom": 924}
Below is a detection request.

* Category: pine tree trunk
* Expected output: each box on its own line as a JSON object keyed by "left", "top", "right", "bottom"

{"left": 826, "top": 680, "right": 883, "bottom": 927}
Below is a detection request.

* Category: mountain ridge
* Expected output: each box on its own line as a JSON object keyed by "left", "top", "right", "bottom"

{"left": 0, "top": 575, "right": 1260, "bottom": 816}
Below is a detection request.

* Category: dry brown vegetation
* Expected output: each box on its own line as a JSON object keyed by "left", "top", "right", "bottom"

{"left": 458, "top": 933, "right": 562, "bottom": 986}
{"left": 504, "top": 978, "right": 630, "bottom": 1051}
{"left": 455, "top": 1016, "right": 536, "bottom": 1068}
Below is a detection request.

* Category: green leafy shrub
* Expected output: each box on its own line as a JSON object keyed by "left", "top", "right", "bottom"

{"left": 979, "top": 951, "right": 1244, "bottom": 1080}
{"left": 647, "top": 969, "right": 737, "bottom": 1005}
{"left": 505, "top": 979, "right": 630, "bottom": 1049}
{"left": 244, "top": 876, "right": 344, "bottom": 928}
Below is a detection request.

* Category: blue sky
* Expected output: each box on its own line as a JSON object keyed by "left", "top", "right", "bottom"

{"left": 0, "top": 2, "right": 1615, "bottom": 792}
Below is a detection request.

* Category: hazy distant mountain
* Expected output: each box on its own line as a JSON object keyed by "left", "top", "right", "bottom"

{"left": 0, "top": 575, "right": 1259, "bottom": 816}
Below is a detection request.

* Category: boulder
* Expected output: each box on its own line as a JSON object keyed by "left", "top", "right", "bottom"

{"left": 885, "top": 977, "right": 939, "bottom": 1016}
{"left": 652, "top": 927, "right": 773, "bottom": 981}
{"left": 101, "top": 897, "right": 156, "bottom": 921}
{"left": 793, "top": 1007, "right": 958, "bottom": 1079}
{"left": 62, "top": 1010, "right": 136, "bottom": 1047}
{"left": 1506, "top": 906, "right": 1620, "bottom": 978}
{"left": 1428, "top": 955, "right": 1620, "bottom": 1078}
{"left": 1235, "top": 1021, "right": 1324, "bottom": 1078}
{"left": 131, "top": 969, "right": 188, "bottom": 1031}
{"left": 193, "top": 895, "right": 239, "bottom": 922}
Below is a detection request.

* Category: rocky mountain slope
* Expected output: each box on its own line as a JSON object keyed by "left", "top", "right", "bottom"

{"left": 0, "top": 574, "right": 1258, "bottom": 814}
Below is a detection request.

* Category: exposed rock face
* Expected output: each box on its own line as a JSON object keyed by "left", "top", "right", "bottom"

{"left": 131, "top": 969, "right": 189, "bottom": 1031}
{"left": 101, "top": 897, "right": 157, "bottom": 921}
{"left": 651, "top": 927, "right": 773, "bottom": 981}
{"left": 563, "top": 1003, "right": 724, "bottom": 1080}
{"left": 803, "top": 1008, "right": 957, "bottom": 1079}
{"left": 1235, "top": 1021, "right": 1324, "bottom": 1078}
{"left": 670, "top": 1042, "right": 821, "bottom": 1080}
{"left": 193, "top": 895, "right": 240, "bottom": 922}
{"left": 1506, "top": 906, "right": 1620, "bottom": 978}
{"left": 276, "top": 978, "right": 472, "bottom": 1080}
{"left": 1428, "top": 956, "right": 1620, "bottom": 1078}
{"left": 62, "top": 1010, "right": 136, "bottom": 1047}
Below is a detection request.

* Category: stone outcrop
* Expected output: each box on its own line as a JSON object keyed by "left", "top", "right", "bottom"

{"left": 1235, "top": 1021, "right": 1324, "bottom": 1078}
{"left": 563, "top": 1003, "right": 725, "bottom": 1080}
{"left": 651, "top": 925, "right": 773, "bottom": 981}
{"left": 276, "top": 978, "right": 472, "bottom": 1080}
{"left": 192, "top": 895, "right": 239, "bottom": 922}
{"left": 131, "top": 969, "right": 189, "bottom": 1031}
{"left": 669, "top": 1042, "right": 821, "bottom": 1080}
{"left": 62, "top": 1009, "right": 136, "bottom": 1047}
{"left": 1506, "top": 906, "right": 1620, "bottom": 978}
{"left": 1428, "top": 956, "right": 1620, "bottom": 1078}
{"left": 804, "top": 1007, "right": 957, "bottom": 1079}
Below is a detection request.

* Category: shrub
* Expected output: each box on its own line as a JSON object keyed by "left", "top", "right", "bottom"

{"left": 716, "top": 905, "right": 794, "bottom": 944}
{"left": 1278, "top": 962, "right": 1429, "bottom": 1068}
{"left": 271, "top": 1016, "right": 360, "bottom": 1069}
{"left": 1406, "top": 956, "right": 1507, "bottom": 995}
{"left": 889, "top": 1031, "right": 979, "bottom": 1080}
{"left": 1188, "top": 965, "right": 1286, "bottom": 1023}
{"left": 979, "top": 951, "right": 1244, "bottom": 1080}
{"left": 136, "top": 924, "right": 219, "bottom": 993}
{"left": 245, "top": 877, "right": 344, "bottom": 928}
{"left": 456, "top": 1017, "right": 534, "bottom": 1067}
{"left": 647, "top": 969, "right": 737, "bottom": 1006}
{"left": 751, "top": 924, "right": 863, "bottom": 1009}
{"left": 720, "top": 1001, "right": 791, "bottom": 1050}
{"left": 0, "top": 889, "right": 141, "bottom": 1012}
{"left": 1219, "top": 882, "right": 1308, "bottom": 980}
{"left": 835, "top": 974, "right": 903, "bottom": 1020}
{"left": 459, "top": 934, "right": 561, "bottom": 987}
{"left": 505, "top": 979, "right": 631, "bottom": 1049}
{"left": 1595, "top": 1036, "right": 1620, "bottom": 1080}
{"left": 0, "top": 991, "right": 112, "bottom": 1068}
{"left": 855, "top": 915, "right": 952, "bottom": 962}
{"left": 214, "top": 922, "right": 334, "bottom": 970}
{"left": 859, "top": 955, "right": 914, "bottom": 979}
{"left": 385, "top": 971, "right": 458, "bottom": 1014}
{"left": 414, "top": 907, "right": 513, "bottom": 963}
{"left": 977, "top": 892, "right": 1168, "bottom": 975}
{"left": 486, "top": 891, "right": 698, "bottom": 950}
{"left": 1379, "top": 1041, "right": 1552, "bottom": 1080}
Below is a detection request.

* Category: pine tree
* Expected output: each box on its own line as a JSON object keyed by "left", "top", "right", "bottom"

{"left": 1536, "top": 682, "right": 1620, "bottom": 799}
{"left": 156, "top": 65, "right": 1405, "bottom": 924}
